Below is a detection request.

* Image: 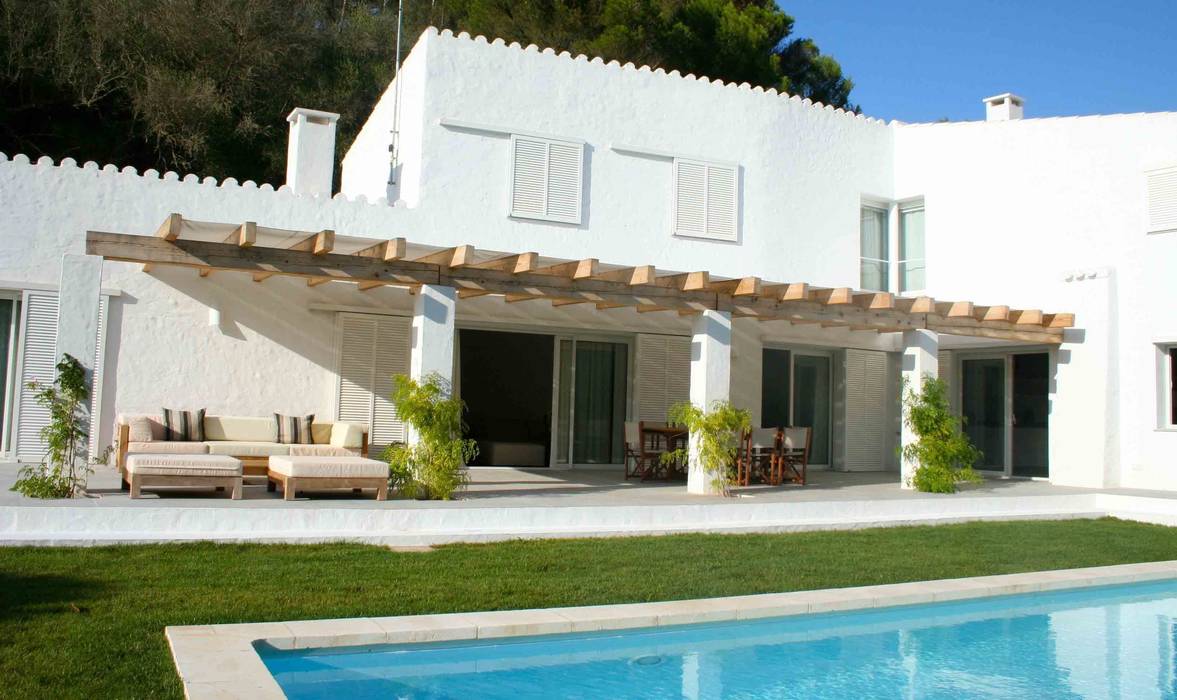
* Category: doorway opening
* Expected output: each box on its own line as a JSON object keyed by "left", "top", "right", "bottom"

{"left": 0, "top": 296, "right": 20, "bottom": 458}
{"left": 761, "top": 348, "right": 831, "bottom": 466}
{"left": 458, "top": 329, "right": 553, "bottom": 467}
{"left": 959, "top": 351, "right": 1050, "bottom": 477}
{"left": 554, "top": 338, "right": 629, "bottom": 466}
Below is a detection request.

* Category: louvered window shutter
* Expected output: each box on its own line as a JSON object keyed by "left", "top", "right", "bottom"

{"left": 674, "top": 159, "right": 738, "bottom": 241}
{"left": 335, "top": 313, "right": 410, "bottom": 455}
{"left": 1147, "top": 167, "right": 1177, "bottom": 234}
{"left": 510, "top": 135, "right": 583, "bottom": 224}
{"left": 636, "top": 334, "right": 691, "bottom": 421}
{"left": 88, "top": 295, "right": 109, "bottom": 458}
{"left": 843, "top": 349, "right": 887, "bottom": 471}
{"left": 15, "top": 291, "right": 59, "bottom": 463}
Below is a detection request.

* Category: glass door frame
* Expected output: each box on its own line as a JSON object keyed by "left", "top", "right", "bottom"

{"left": 0, "top": 292, "right": 20, "bottom": 460}
{"left": 762, "top": 344, "right": 834, "bottom": 469}
{"left": 551, "top": 332, "right": 635, "bottom": 470}
{"left": 954, "top": 347, "right": 1053, "bottom": 479}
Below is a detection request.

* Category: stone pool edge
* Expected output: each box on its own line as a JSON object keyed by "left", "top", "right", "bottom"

{"left": 166, "top": 559, "right": 1177, "bottom": 699}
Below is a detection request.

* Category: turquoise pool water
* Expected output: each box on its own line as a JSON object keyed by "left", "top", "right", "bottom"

{"left": 262, "top": 580, "right": 1177, "bottom": 699}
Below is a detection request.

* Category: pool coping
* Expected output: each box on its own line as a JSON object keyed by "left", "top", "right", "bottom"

{"left": 166, "top": 559, "right": 1177, "bottom": 699}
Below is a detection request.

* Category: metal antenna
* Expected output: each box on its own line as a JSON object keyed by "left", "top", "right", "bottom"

{"left": 388, "top": 0, "right": 405, "bottom": 187}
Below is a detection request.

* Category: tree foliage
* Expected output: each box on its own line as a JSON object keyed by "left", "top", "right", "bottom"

{"left": 901, "top": 375, "right": 983, "bottom": 494}
{"left": 0, "top": 0, "right": 855, "bottom": 184}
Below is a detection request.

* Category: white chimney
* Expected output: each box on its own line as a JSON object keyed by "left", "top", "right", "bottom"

{"left": 285, "top": 108, "right": 340, "bottom": 196}
{"left": 982, "top": 93, "right": 1025, "bottom": 122}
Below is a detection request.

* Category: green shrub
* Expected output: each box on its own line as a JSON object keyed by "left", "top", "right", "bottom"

{"left": 383, "top": 373, "right": 477, "bottom": 500}
{"left": 12, "top": 354, "right": 98, "bottom": 498}
{"left": 665, "top": 400, "right": 751, "bottom": 496}
{"left": 901, "top": 375, "right": 983, "bottom": 493}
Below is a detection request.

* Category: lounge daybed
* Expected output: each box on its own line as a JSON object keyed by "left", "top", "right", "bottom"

{"left": 115, "top": 414, "right": 369, "bottom": 488}
{"left": 266, "top": 455, "right": 389, "bottom": 501}
{"left": 125, "top": 454, "right": 243, "bottom": 499}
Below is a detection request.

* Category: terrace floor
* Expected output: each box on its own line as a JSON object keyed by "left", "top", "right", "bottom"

{"left": 0, "top": 463, "right": 1149, "bottom": 509}
{"left": 2, "top": 464, "right": 1175, "bottom": 546}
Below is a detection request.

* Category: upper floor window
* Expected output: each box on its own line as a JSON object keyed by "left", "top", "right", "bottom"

{"left": 859, "top": 205, "right": 889, "bottom": 291}
{"left": 673, "top": 159, "right": 738, "bottom": 241}
{"left": 1163, "top": 345, "right": 1177, "bottom": 428}
{"left": 509, "top": 135, "right": 584, "bottom": 224}
{"left": 899, "top": 203, "right": 926, "bottom": 292}
{"left": 1147, "top": 165, "right": 1177, "bottom": 234}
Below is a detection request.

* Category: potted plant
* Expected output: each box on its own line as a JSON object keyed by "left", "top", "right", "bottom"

{"left": 664, "top": 400, "right": 751, "bottom": 496}
{"left": 901, "top": 375, "right": 983, "bottom": 493}
{"left": 384, "top": 372, "right": 477, "bottom": 500}
{"left": 12, "top": 354, "right": 99, "bottom": 498}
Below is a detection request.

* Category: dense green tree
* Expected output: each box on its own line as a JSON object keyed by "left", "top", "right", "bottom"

{"left": 0, "top": 0, "right": 855, "bottom": 185}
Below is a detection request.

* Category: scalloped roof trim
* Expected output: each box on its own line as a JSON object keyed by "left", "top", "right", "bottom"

{"left": 0, "top": 151, "right": 397, "bottom": 207}
{"left": 425, "top": 26, "right": 888, "bottom": 127}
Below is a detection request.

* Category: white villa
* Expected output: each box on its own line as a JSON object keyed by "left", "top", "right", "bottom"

{"left": 1, "top": 27, "right": 1176, "bottom": 496}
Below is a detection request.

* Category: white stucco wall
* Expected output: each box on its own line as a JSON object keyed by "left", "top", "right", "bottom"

{"left": 895, "top": 112, "right": 1177, "bottom": 488}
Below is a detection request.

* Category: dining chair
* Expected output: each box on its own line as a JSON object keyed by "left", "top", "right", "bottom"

{"left": 738, "top": 427, "right": 782, "bottom": 486}
{"left": 780, "top": 426, "right": 811, "bottom": 485}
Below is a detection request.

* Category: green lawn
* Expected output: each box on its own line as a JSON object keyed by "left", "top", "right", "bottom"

{"left": 3, "top": 518, "right": 1177, "bottom": 698}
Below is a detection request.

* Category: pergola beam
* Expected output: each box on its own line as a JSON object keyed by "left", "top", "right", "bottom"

{"left": 289, "top": 229, "right": 335, "bottom": 255}
{"left": 88, "top": 226, "right": 1071, "bottom": 344}
{"left": 155, "top": 213, "right": 182, "bottom": 241}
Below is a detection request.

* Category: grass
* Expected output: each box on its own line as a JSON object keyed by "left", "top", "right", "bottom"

{"left": 2, "top": 518, "right": 1177, "bottom": 698}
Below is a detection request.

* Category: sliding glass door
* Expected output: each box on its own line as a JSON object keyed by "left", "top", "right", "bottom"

{"left": 959, "top": 352, "right": 1050, "bottom": 477}
{"left": 555, "top": 337, "right": 629, "bottom": 466}
{"left": 761, "top": 348, "right": 831, "bottom": 466}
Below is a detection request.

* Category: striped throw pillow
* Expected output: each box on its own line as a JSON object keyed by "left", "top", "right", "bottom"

{"left": 161, "top": 408, "right": 205, "bottom": 442}
{"left": 275, "top": 413, "right": 315, "bottom": 445}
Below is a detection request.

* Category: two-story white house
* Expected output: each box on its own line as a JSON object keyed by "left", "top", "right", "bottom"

{"left": 1, "top": 28, "right": 1174, "bottom": 494}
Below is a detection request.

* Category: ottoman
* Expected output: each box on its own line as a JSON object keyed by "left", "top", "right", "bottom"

{"left": 125, "top": 454, "right": 243, "bottom": 499}
{"left": 267, "top": 455, "right": 389, "bottom": 501}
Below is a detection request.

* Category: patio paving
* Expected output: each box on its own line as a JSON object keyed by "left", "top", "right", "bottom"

{"left": 0, "top": 463, "right": 1146, "bottom": 510}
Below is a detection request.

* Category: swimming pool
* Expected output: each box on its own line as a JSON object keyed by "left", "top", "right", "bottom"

{"left": 261, "top": 580, "right": 1177, "bottom": 699}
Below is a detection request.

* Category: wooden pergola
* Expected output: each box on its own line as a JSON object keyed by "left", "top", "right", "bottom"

{"left": 85, "top": 214, "right": 1074, "bottom": 344}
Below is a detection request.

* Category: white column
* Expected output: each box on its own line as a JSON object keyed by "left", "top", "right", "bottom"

{"left": 900, "top": 328, "right": 939, "bottom": 488}
{"left": 410, "top": 284, "right": 456, "bottom": 384}
{"left": 687, "top": 309, "right": 732, "bottom": 495}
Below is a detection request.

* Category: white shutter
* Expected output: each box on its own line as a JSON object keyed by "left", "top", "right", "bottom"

{"left": 510, "top": 135, "right": 583, "bottom": 224}
{"left": 335, "top": 312, "right": 410, "bottom": 456}
{"left": 844, "top": 348, "right": 887, "bottom": 471}
{"left": 88, "top": 295, "right": 109, "bottom": 458}
{"left": 635, "top": 334, "right": 691, "bottom": 421}
{"left": 673, "top": 161, "right": 707, "bottom": 236}
{"left": 14, "top": 292, "right": 59, "bottom": 463}
{"left": 1147, "top": 167, "right": 1177, "bottom": 234}
{"left": 674, "top": 159, "right": 738, "bottom": 241}
{"left": 371, "top": 315, "right": 411, "bottom": 450}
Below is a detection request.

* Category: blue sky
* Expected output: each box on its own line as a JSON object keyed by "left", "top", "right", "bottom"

{"left": 785, "top": 1, "right": 1177, "bottom": 122}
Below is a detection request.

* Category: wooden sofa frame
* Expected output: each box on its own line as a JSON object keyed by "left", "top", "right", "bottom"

{"left": 116, "top": 423, "right": 370, "bottom": 486}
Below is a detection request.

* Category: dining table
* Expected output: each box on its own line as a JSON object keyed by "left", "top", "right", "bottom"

{"left": 639, "top": 424, "right": 689, "bottom": 481}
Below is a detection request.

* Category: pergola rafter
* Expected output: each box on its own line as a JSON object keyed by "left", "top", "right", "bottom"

{"left": 85, "top": 214, "right": 1075, "bottom": 344}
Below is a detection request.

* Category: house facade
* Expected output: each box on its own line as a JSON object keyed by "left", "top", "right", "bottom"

{"left": 0, "top": 28, "right": 1174, "bottom": 492}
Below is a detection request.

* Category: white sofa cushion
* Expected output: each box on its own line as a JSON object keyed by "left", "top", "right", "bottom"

{"left": 329, "top": 423, "right": 366, "bottom": 450}
{"left": 203, "top": 416, "right": 277, "bottom": 442}
{"left": 118, "top": 414, "right": 166, "bottom": 441}
{"left": 269, "top": 455, "right": 387, "bottom": 479}
{"left": 127, "top": 441, "right": 208, "bottom": 455}
{"left": 126, "top": 454, "right": 241, "bottom": 477}
{"left": 287, "top": 444, "right": 357, "bottom": 457}
{"left": 206, "top": 441, "right": 290, "bottom": 457}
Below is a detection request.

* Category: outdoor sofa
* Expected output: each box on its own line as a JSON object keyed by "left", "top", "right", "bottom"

{"left": 115, "top": 413, "right": 369, "bottom": 485}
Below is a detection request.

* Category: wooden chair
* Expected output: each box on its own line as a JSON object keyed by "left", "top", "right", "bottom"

{"left": 780, "top": 426, "right": 811, "bottom": 485}
{"left": 737, "top": 428, "right": 781, "bottom": 486}
{"left": 624, "top": 421, "right": 644, "bottom": 479}
{"left": 637, "top": 421, "right": 672, "bottom": 480}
